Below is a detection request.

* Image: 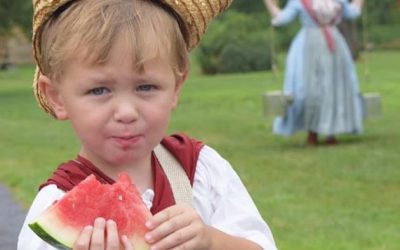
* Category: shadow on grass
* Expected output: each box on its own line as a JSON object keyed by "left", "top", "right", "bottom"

{"left": 275, "top": 133, "right": 385, "bottom": 150}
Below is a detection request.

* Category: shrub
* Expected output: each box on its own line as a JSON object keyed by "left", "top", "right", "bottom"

{"left": 366, "top": 23, "right": 400, "bottom": 49}
{"left": 196, "top": 11, "right": 273, "bottom": 74}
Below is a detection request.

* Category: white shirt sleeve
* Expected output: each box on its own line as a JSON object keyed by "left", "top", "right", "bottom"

{"left": 193, "top": 145, "right": 278, "bottom": 250}
{"left": 18, "top": 185, "right": 65, "bottom": 250}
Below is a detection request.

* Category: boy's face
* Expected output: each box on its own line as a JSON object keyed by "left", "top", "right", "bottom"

{"left": 40, "top": 35, "right": 186, "bottom": 169}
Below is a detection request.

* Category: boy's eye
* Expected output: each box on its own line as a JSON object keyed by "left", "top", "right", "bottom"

{"left": 88, "top": 87, "right": 110, "bottom": 96}
{"left": 137, "top": 84, "right": 155, "bottom": 92}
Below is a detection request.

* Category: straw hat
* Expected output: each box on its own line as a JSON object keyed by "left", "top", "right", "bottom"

{"left": 32, "top": 0, "right": 233, "bottom": 116}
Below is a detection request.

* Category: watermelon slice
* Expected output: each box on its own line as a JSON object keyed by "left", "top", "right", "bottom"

{"left": 29, "top": 173, "right": 151, "bottom": 250}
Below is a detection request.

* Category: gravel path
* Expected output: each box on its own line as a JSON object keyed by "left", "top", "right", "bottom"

{"left": 0, "top": 183, "right": 26, "bottom": 250}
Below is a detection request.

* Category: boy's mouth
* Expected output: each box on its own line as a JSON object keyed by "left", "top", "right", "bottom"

{"left": 111, "top": 135, "right": 141, "bottom": 149}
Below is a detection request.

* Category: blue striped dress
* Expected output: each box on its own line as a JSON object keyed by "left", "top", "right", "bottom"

{"left": 272, "top": 0, "right": 363, "bottom": 136}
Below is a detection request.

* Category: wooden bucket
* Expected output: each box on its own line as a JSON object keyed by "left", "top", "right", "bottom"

{"left": 262, "top": 91, "right": 292, "bottom": 117}
{"left": 362, "top": 92, "right": 382, "bottom": 119}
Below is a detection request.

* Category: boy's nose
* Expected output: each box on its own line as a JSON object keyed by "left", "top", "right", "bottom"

{"left": 113, "top": 99, "right": 139, "bottom": 124}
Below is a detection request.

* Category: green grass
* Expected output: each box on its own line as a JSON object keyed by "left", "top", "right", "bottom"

{"left": 1, "top": 51, "right": 399, "bottom": 250}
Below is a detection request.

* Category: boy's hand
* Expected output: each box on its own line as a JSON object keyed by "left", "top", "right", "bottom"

{"left": 73, "top": 218, "right": 133, "bottom": 250}
{"left": 145, "top": 204, "right": 211, "bottom": 250}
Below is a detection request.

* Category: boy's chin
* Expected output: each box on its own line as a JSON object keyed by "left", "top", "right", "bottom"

{"left": 108, "top": 154, "right": 144, "bottom": 168}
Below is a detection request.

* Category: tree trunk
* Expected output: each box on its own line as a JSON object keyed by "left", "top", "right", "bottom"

{"left": 338, "top": 20, "right": 361, "bottom": 61}
{"left": 0, "top": 35, "right": 10, "bottom": 70}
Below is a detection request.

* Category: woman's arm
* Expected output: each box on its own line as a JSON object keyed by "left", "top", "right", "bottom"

{"left": 263, "top": 0, "right": 281, "bottom": 18}
{"left": 264, "top": 0, "right": 300, "bottom": 26}
{"left": 342, "top": 0, "right": 364, "bottom": 19}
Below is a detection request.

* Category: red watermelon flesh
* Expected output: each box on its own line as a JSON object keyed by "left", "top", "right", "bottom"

{"left": 29, "top": 173, "right": 151, "bottom": 250}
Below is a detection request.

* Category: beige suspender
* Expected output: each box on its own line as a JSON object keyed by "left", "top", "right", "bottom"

{"left": 153, "top": 144, "right": 193, "bottom": 206}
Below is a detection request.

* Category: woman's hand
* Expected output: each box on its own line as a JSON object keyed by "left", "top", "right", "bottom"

{"left": 73, "top": 218, "right": 133, "bottom": 250}
{"left": 352, "top": 0, "right": 365, "bottom": 9}
{"left": 263, "top": 0, "right": 281, "bottom": 17}
{"left": 144, "top": 204, "right": 211, "bottom": 250}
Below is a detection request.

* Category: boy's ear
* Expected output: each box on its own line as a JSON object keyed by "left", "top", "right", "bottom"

{"left": 37, "top": 74, "right": 68, "bottom": 120}
{"left": 172, "top": 69, "right": 188, "bottom": 109}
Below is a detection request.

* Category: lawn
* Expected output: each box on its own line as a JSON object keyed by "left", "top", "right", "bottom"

{"left": 1, "top": 51, "right": 399, "bottom": 250}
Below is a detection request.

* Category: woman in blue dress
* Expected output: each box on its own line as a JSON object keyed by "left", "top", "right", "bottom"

{"left": 263, "top": 0, "right": 365, "bottom": 145}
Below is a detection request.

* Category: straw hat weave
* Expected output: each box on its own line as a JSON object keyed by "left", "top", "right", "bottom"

{"left": 32, "top": 0, "right": 233, "bottom": 116}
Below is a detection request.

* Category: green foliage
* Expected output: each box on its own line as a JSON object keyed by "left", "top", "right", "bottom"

{"left": 196, "top": 11, "right": 272, "bottom": 74}
{"left": 364, "top": 0, "right": 400, "bottom": 25}
{"left": 0, "top": 0, "right": 32, "bottom": 36}
{"left": 229, "top": 0, "right": 266, "bottom": 14}
{"left": 14, "top": 1, "right": 34, "bottom": 37}
{"left": 368, "top": 23, "right": 400, "bottom": 48}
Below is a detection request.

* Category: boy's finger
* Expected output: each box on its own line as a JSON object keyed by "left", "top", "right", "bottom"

{"left": 146, "top": 206, "right": 184, "bottom": 229}
{"left": 149, "top": 224, "right": 196, "bottom": 250}
{"left": 106, "top": 220, "right": 120, "bottom": 250}
{"left": 73, "top": 226, "right": 93, "bottom": 250}
{"left": 90, "top": 217, "right": 106, "bottom": 250}
{"left": 121, "top": 235, "right": 134, "bottom": 250}
{"left": 145, "top": 211, "right": 190, "bottom": 244}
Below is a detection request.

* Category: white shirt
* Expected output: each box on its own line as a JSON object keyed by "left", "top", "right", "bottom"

{"left": 18, "top": 145, "right": 277, "bottom": 250}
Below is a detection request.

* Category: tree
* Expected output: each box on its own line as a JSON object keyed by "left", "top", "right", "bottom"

{"left": 0, "top": 0, "right": 14, "bottom": 35}
{"left": 0, "top": 0, "right": 32, "bottom": 36}
{"left": 229, "top": 0, "right": 266, "bottom": 13}
{"left": 0, "top": 0, "right": 32, "bottom": 69}
{"left": 339, "top": 21, "right": 360, "bottom": 60}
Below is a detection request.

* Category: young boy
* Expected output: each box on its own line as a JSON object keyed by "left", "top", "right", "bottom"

{"left": 19, "top": 0, "right": 278, "bottom": 249}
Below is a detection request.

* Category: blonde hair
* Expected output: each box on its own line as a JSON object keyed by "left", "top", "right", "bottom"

{"left": 39, "top": 0, "right": 189, "bottom": 81}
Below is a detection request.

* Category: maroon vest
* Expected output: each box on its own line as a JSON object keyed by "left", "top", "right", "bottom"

{"left": 39, "top": 133, "right": 204, "bottom": 215}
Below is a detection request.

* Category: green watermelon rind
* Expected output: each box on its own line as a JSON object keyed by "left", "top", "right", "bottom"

{"left": 28, "top": 220, "right": 150, "bottom": 250}
{"left": 28, "top": 206, "right": 77, "bottom": 249}
{"left": 28, "top": 221, "right": 71, "bottom": 250}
